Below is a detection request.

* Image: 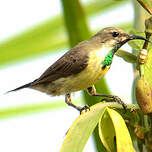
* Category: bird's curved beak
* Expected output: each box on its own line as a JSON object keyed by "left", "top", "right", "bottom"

{"left": 129, "top": 34, "right": 151, "bottom": 42}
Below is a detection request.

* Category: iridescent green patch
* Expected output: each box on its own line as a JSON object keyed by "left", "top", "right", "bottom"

{"left": 102, "top": 50, "right": 113, "bottom": 66}
{"left": 102, "top": 43, "right": 121, "bottom": 68}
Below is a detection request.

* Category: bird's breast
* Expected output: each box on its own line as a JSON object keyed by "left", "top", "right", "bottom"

{"left": 83, "top": 47, "right": 110, "bottom": 82}
{"left": 64, "top": 47, "right": 110, "bottom": 92}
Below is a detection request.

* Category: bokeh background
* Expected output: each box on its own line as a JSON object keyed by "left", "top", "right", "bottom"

{"left": 0, "top": 0, "right": 143, "bottom": 151}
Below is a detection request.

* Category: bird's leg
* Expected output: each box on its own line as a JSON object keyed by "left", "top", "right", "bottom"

{"left": 87, "top": 86, "right": 127, "bottom": 110}
{"left": 65, "top": 93, "right": 90, "bottom": 114}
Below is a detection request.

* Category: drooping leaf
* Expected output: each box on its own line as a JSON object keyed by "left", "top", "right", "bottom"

{"left": 99, "top": 108, "right": 116, "bottom": 152}
{"left": 99, "top": 108, "right": 135, "bottom": 152}
{"left": 60, "top": 103, "right": 107, "bottom": 152}
{"left": 60, "top": 103, "right": 139, "bottom": 152}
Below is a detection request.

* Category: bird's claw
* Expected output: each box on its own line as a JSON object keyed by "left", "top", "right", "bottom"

{"left": 80, "top": 105, "right": 90, "bottom": 114}
{"left": 112, "top": 96, "right": 127, "bottom": 111}
{"left": 101, "top": 95, "right": 127, "bottom": 111}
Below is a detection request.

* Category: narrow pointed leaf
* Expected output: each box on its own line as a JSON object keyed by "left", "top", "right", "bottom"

{"left": 99, "top": 109, "right": 116, "bottom": 152}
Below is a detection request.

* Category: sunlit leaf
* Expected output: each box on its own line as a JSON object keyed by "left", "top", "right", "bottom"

{"left": 60, "top": 103, "right": 139, "bottom": 152}
{"left": 99, "top": 108, "right": 135, "bottom": 152}
{"left": 60, "top": 103, "right": 108, "bottom": 152}
{"left": 60, "top": 102, "right": 126, "bottom": 152}
{"left": 99, "top": 108, "right": 116, "bottom": 152}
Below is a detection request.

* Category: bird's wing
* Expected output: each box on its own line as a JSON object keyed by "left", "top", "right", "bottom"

{"left": 32, "top": 43, "right": 89, "bottom": 85}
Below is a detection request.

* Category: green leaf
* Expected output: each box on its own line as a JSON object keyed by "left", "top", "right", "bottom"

{"left": 60, "top": 103, "right": 139, "bottom": 152}
{"left": 0, "top": 97, "right": 83, "bottom": 120}
{"left": 60, "top": 103, "right": 110, "bottom": 152}
{"left": 0, "top": 100, "right": 65, "bottom": 120}
{"left": 99, "top": 108, "right": 135, "bottom": 152}
{"left": 0, "top": 0, "right": 131, "bottom": 66}
{"left": 116, "top": 49, "right": 137, "bottom": 63}
{"left": 99, "top": 108, "right": 116, "bottom": 152}
{"left": 0, "top": 18, "right": 67, "bottom": 66}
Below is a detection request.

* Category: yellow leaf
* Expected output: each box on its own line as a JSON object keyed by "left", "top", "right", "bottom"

{"left": 60, "top": 103, "right": 113, "bottom": 152}
{"left": 99, "top": 107, "right": 135, "bottom": 152}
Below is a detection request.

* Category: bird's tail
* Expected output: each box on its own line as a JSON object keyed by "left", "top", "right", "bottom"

{"left": 6, "top": 82, "right": 32, "bottom": 94}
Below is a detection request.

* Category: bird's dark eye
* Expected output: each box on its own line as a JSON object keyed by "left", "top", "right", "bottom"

{"left": 112, "top": 32, "right": 119, "bottom": 37}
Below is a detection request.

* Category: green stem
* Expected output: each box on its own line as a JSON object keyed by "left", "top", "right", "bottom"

{"left": 139, "top": 65, "right": 145, "bottom": 76}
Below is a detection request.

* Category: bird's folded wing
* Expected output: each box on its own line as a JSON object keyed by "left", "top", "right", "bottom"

{"left": 32, "top": 47, "right": 89, "bottom": 85}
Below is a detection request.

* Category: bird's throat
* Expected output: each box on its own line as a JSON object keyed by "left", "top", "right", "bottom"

{"left": 101, "top": 43, "right": 121, "bottom": 69}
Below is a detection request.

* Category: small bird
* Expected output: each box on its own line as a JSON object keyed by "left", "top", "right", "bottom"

{"left": 8, "top": 27, "right": 149, "bottom": 113}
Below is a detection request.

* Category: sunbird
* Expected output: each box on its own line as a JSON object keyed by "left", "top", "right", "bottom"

{"left": 8, "top": 27, "right": 149, "bottom": 113}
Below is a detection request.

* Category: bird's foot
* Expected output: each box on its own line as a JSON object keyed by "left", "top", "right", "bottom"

{"left": 101, "top": 95, "right": 127, "bottom": 111}
{"left": 65, "top": 93, "right": 90, "bottom": 114}
{"left": 78, "top": 105, "right": 90, "bottom": 114}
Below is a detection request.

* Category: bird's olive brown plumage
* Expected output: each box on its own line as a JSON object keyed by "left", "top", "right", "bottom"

{"left": 8, "top": 27, "right": 149, "bottom": 113}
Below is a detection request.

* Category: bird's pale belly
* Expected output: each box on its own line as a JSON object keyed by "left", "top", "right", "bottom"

{"left": 43, "top": 65, "right": 109, "bottom": 96}
{"left": 65, "top": 62, "right": 110, "bottom": 93}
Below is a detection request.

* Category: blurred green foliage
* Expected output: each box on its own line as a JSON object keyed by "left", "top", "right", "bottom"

{"left": 0, "top": 0, "right": 131, "bottom": 66}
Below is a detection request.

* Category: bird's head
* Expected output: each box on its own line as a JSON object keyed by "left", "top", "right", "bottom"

{"left": 93, "top": 27, "right": 149, "bottom": 53}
